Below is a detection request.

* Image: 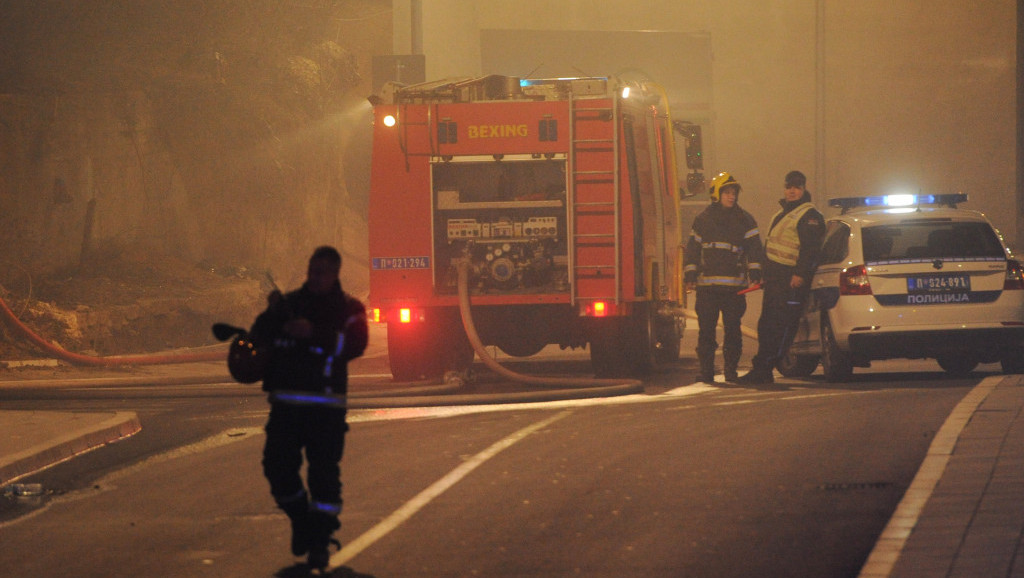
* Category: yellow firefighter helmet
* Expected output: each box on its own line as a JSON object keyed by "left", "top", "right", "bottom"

{"left": 227, "top": 334, "right": 268, "bottom": 384}
{"left": 212, "top": 323, "right": 268, "bottom": 384}
{"left": 709, "top": 172, "right": 741, "bottom": 203}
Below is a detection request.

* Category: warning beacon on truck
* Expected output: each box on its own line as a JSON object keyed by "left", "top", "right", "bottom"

{"left": 368, "top": 74, "right": 703, "bottom": 380}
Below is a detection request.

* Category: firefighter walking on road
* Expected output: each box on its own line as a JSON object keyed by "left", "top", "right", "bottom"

{"left": 738, "top": 170, "right": 826, "bottom": 386}
{"left": 684, "top": 172, "right": 764, "bottom": 384}
{"left": 248, "top": 245, "right": 369, "bottom": 572}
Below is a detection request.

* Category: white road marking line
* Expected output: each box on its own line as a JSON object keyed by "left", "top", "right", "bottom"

{"left": 331, "top": 410, "right": 573, "bottom": 568}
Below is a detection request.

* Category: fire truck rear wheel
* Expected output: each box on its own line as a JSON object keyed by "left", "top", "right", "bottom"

{"left": 588, "top": 307, "right": 658, "bottom": 377}
{"left": 630, "top": 304, "right": 658, "bottom": 373}
{"left": 589, "top": 323, "right": 630, "bottom": 378}
{"left": 386, "top": 323, "right": 442, "bottom": 381}
{"left": 386, "top": 311, "right": 473, "bottom": 381}
{"left": 655, "top": 315, "right": 681, "bottom": 364}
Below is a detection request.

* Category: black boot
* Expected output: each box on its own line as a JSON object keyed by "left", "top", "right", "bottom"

{"left": 736, "top": 367, "right": 774, "bottom": 385}
{"left": 724, "top": 346, "right": 741, "bottom": 381}
{"left": 698, "top": 355, "right": 716, "bottom": 384}
{"left": 278, "top": 495, "right": 311, "bottom": 557}
{"left": 723, "top": 352, "right": 740, "bottom": 382}
{"left": 307, "top": 512, "right": 341, "bottom": 573}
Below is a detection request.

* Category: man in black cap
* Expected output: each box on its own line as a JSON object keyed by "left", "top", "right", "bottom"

{"left": 737, "top": 171, "right": 825, "bottom": 385}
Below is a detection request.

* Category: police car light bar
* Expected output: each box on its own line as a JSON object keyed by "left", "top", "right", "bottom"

{"left": 829, "top": 193, "right": 968, "bottom": 213}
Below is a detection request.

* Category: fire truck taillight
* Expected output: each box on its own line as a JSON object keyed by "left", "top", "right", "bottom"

{"left": 382, "top": 114, "right": 397, "bottom": 127}
{"left": 370, "top": 308, "right": 425, "bottom": 324}
{"left": 581, "top": 301, "right": 615, "bottom": 317}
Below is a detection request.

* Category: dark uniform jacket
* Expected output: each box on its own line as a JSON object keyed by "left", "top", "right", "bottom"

{"left": 764, "top": 191, "right": 826, "bottom": 282}
{"left": 251, "top": 281, "right": 368, "bottom": 397}
{"left": 683, "top": 202, "right": 765, "bottom": 290}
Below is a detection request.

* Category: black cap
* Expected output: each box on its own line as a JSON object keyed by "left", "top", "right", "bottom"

{"left": 785, "top": 170, "right": 806, "bottom": 188}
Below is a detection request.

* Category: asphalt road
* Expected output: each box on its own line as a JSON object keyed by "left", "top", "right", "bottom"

{"left": 0, "top": 347, "right": 979, "bottom": 577}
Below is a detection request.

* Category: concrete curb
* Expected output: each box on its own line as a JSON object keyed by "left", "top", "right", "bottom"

{"left": 0, "top": 411, "right": 141, "bottom": 485}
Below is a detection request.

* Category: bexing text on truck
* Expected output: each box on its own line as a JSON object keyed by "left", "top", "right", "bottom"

{"left": 368, "top": 74, "right": 704, "bottom": 380}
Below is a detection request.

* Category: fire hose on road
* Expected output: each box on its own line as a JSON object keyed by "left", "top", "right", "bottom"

{"left": 454, "top": 260, "right": 643, "bottom": 397}
{"left": 0, "top": 292, "right": 225, "bottom": 367}
{"left": 0, "top": 262, "right": 644, "bottom": 404}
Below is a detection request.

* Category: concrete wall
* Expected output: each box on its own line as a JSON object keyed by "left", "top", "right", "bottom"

{"left": 0, "top": 1, "right": 391, "bottom": 298}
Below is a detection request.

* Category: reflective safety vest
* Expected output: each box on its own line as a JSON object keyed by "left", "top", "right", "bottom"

{"left": 765, "top": 202, "right": 814, "bottom": 266}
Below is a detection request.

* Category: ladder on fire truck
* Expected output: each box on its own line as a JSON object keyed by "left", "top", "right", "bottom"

{"left": 568, "top": 95, "right": 620, "bottom": 307}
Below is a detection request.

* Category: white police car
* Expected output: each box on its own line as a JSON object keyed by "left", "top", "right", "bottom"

{"left": 779, "top": 193, "right": 1024, "bottom": 381}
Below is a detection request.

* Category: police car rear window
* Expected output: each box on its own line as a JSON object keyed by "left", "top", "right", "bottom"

{"left": 861, "top": 222, "right": 1005, "bottom": 263}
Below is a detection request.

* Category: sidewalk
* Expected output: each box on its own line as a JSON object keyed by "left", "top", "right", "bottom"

{"left": 859, "top": 374, "right": 1024, "bottom": 578}
{"left": 0, "top": 357, "right": 231, "bottom": 487}
{"left": 0, "top": 410, "right": 141, "bottom": 488}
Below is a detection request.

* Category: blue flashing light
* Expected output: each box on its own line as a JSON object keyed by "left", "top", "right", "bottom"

{"left": 881, "top": 194, "right": 925, "bottom": 207}
{"left": 829, "top": 193, "right": 967, "bottom": 213}
{"left": 519, "top": 77, "right": 607, "bottom": 87}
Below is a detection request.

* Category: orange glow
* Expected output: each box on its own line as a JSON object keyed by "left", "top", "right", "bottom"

{"left": 399, "top": 308, "right": 412, "bottom": 323}
{"left": 579, "top": 301, "right": 616, "bottom": 317}
{"left": 370, "top": 308, "right": 382, "bottom": 323}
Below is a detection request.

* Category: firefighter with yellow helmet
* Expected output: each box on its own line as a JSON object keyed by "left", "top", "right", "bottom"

{"left": 683, "top": 172, "right": 764, "bottom": 383}
{"left": 738, "top": 170, "right": 826, "bottom": 385}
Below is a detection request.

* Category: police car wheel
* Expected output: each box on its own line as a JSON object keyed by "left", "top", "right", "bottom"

{"left": 776, "top": 351, "right": 819, "bottom": 378}
{"left": 936, "top": 354, "right": 978, "bottom": 376}
{"left": 1001, "top": 350, "right": 1024, "bottom": 374}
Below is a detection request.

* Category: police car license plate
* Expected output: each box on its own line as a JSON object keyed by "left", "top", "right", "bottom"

{"left": 906, "top": 273, "right": 971, "bottom": 293}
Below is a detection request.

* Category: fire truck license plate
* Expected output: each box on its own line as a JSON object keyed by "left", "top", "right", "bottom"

{"left": 372, "top": 256, "right": 431, "bottom": 270}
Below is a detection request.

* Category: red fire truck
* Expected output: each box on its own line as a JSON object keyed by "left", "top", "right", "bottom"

{"left": 368, "top": 74, "right": 699, "bottom": 380}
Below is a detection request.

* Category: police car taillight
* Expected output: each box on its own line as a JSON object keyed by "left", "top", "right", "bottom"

{"left": 839, "top": 265, "right": 872, "bottom": 295}
{"left": 1005, "top": 260, "right": 1024, "bottom": 291}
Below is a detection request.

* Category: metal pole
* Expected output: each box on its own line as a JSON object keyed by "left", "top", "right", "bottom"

{"left": 411, "top": 0, "right": 423, "bottom": 55}
{"left": 1017, "top": 0, "right": 1024, "bottom": 254}
{"left": 815, "top": 0, "right": 827, "bottom": 196}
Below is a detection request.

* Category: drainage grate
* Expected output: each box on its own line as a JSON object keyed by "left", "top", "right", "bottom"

{"left": 818, "top": 482, "right": 893, "bottom": 491}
